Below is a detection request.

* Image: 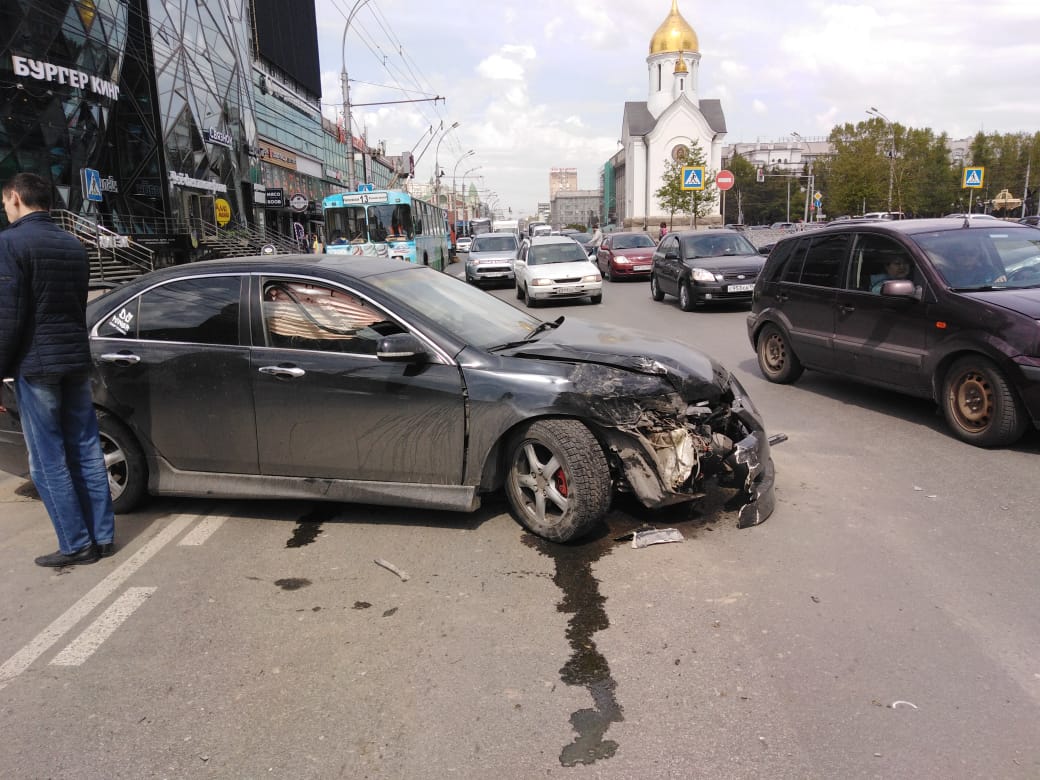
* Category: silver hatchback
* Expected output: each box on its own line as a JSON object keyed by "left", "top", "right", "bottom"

{"left": 465, "top": 232, "right": 520, "bottom": 286}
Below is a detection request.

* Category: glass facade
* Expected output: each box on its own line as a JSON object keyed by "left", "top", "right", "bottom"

{"left": 2, "top": 0, "right": 396, "bottom": 263}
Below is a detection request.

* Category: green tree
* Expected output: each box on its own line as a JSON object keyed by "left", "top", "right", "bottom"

{"left": 655, "top": 141, "right": 715, "bottom": 228}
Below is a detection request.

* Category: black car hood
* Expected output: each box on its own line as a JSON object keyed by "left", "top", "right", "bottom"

{"left": 502, "top": 318, "right": 730, "bottom": 399}
{"left": 960, "top": 288, "right": 1040, "bottom": 318}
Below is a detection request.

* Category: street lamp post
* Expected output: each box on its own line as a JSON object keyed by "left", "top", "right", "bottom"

{"left": 866, "top": 106, "right": 895, "bottom": 212}
{"left": 791, "top": 131, "right": 814, "bottom": 223}
{"left": 433, "top": 122, "right": 460, "bottom": 209}
{"left": 340, "top": 0, "right": 374, "bottom": 192}
{"left": 450, "top": 150, "right": 475, "bottom": 221}
{"left": 458, "top": 165, "right": 481, "bottom": 223}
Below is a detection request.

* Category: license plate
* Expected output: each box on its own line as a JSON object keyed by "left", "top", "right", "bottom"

{"left": 728, "top": 283, "right": 755, "bottom": 293}
{"left": 633, "top": 265, "right": 651, "bottom": 271}
{"left": 555, "top": 286, "right": 581, "bottom": 294}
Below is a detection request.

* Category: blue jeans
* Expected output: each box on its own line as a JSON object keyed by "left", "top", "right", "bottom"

{"left": 15, "top": 374, "right": 115, "bottom": 553}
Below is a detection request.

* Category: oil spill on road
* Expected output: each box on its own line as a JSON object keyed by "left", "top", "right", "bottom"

{"left": 524, "top": 520, "right": 629, "bottom": 767}
{"left": 524, "top": 503, "right": 714, "bottom": 767}
{"left": 285, "top": 503, "right": 339, "bottom": 548}
{"left": 274, "top": 577, "right": 311, "bottom": 590}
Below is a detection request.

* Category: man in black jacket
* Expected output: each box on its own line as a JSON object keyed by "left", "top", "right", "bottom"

{"left": 0, "top": 173, "right": 115, "bottom": 567}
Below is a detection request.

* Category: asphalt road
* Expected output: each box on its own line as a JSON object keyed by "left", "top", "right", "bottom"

{"left": 1, "top": 266, "right": 1038, "bottom": 778}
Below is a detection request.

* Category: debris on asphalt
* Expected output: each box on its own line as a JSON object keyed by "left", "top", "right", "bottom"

{"left": 632, "top": 528, "right": 684, "bottom": 548}
{"left": 374, "top": 558, "right": 410, "bottom": 581}
{"left": 889, "top": 700, "right": 918, "bottom": 710}
{"left": 810, "top": 595, "right": 820, "bottom": 603}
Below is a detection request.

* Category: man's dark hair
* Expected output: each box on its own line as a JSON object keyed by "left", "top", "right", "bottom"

{"left": 2, "top": 172, "right": 52, "bottom": 211}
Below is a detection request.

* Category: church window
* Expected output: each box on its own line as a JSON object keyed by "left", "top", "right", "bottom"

{"left": 657, "top": 64, "right": 661, "bottom": 91}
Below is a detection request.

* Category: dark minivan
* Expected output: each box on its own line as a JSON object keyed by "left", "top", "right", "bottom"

{"left": 747, "top": 218, "right": 1040, "bottom": 446}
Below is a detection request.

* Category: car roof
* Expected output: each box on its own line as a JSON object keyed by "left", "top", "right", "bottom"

{"left": 476, "top": 231, "right": 517, "bottom": 238}
{"left": 527, "top": 235, "right": 584, "bottom": 246}
{"left": 671, "top": 229, "right": 748, "bottom": 237}
{"left": 775, "top": 217, "right": 1037, "bottom": 240}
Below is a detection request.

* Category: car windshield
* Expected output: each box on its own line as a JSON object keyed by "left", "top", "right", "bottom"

{"left": 471, "top": 236, "right": 517, "bottom": 252}
{"left": 613, "top": 234, "right": 655, "bottom": 249}
{"left": 366, "top": 266, "right": 539, "bottom": 348}
{"left": 915, "top": 228, "right": 1040, "bottom": 290}
{"left": 569, "top": 233, "right": 592, "bottom": 243}
{"left": 528, "top": 243, "right": 589, "bottom": 265}
{"left": 682, "top": 234, "right": 758, "bottom": 259}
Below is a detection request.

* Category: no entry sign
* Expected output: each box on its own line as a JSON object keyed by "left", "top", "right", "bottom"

{"left": 716, "top": 170, "right": 735, "bottom": 191}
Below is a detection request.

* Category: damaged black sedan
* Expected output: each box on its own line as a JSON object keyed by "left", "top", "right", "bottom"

{"left": 0, "top": 255, "right": 778, "bottom": 542}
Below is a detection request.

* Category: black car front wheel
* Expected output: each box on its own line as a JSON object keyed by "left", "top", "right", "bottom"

{"left": 96, "top": 410, "right": 147, "bottom": 513}
{"left": 757, "top": 323, "right": 804, "bottom": 383}
{"left": 679, "top": 280, "right": 696, "bottom": 311}
{"left": 941, "top": 356, "right": 1027, "bottom": 447}
{"left": 505, "top": 419, "right": 610, "bottom": 542}
{"left": 650, "top": 273, "right": 665, "bottom": 301}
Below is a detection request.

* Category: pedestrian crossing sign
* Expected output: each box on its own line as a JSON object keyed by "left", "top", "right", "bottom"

{"left": 81, "top": 168, "right": 103, "bottom": 202}
{"left": 682, "top": 166, "right": 705, "bottom": 191}
{"left": 962, "top": 167, "right": 984, "bottom": 189}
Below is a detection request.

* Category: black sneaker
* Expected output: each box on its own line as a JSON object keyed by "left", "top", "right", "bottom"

{"left": 96, "top": 542, "right": 116, "bottom": 558}
{"left": 34, "top": 545, "right": 100, "bottom": 568}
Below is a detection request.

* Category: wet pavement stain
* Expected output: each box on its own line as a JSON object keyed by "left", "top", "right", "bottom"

{"left": 274, "top": 577, "right": 311, "bottom": 591}
{"left": 285, "top": 504, "right": 338, "bottom": 548}
{"left": 524, "top": 521, "right": 634, "bottom": 768}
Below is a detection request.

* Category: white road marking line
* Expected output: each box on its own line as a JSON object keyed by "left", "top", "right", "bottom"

{"left": 50, "top": 587, "right": 157, "bottom": 666}
{"left": 0, "top": 513, "right": 195, "bottom": 689}
{"left": 178, "top": 513, "right": 227, "bottom": 546}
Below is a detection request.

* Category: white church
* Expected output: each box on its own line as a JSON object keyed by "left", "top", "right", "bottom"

{"left": 611, "top": 0, "right": 726, "bottom": 229}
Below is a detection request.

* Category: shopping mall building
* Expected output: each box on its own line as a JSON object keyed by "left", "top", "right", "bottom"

{"left": 1, "top": 0, "right": 399, "bottom": 267}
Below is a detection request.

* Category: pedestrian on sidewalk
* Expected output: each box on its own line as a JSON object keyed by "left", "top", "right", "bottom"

{"left": 0, "top": 173, "right": 116, "bottom": 568}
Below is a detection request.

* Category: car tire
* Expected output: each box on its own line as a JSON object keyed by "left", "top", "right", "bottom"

{"left": 96, "top": 409, "right": 147, "bottom": 513}
{"left": 650, "top": 273, "right": 665, "bottom": 301}
{"left": 515, "top": 282, "right": 523, "bottom": 300}
{"left": 941, "top": 356, "right": 1028, "bottom": 447}
{"left": 505, "top": 419, "right": 610, "bottom": 542}
{"left": 679, "top": 280, "right": 696, "bottom": 312}
{"left": 756, "top": 323, "right": 804, "bottom": 383}
{"left": 603, "top": 263, "right": 613, "bottom": 282}
{"left": 590, "top": 294, "right": 602, "bottom": 304}
{"left": 523, "top": 284, "right": 538, "bottom": 307}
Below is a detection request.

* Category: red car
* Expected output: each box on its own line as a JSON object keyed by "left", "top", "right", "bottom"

{"left": 595, "top": 231, "right": 656, "bottom": 281}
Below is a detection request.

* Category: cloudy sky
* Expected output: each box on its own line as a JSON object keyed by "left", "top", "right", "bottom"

{"left": 313, "top": 0, "right": 1040, "bottom": 215}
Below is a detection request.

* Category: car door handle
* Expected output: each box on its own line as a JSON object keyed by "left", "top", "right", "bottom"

{"left": 838, "top": 303, "right": 856, "bottom": 314}
{"left": 258, "top": 365, "right": 305, "bottom": 379}
{"left": 99, "top": 352, "right": 141, "bottom": 365}
{"left": 775, "top": 292, "right": 789, "bottom": 303}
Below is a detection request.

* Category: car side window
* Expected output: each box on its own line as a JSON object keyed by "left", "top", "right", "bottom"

{"left": 773, "top": 239, "right": 805, "bottom": 282}
{"left": 849, "top": 234, "right": 917, "bottom": 292}
{"left": 796, "top": 234, "right": 849, "bottom": 288}
{"left": 261, "top": 280, "right": 403, "bottom": 355}
{"left": 133, "top": 276, "right": 241, "bottom": 345}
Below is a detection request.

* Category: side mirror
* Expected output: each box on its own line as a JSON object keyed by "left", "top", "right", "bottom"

{"left": 878, "top": 279, "right": 918, "bottom": 299}
{"left": 759, "top": 245, "right": 772, "bottom": 255}
{"left": 376, "top": 333, "right": 428, "bottom": 363}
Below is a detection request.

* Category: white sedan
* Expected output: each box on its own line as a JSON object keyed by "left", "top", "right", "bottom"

{"left": 514, "top": 235, "right": 603, "bottom": 307}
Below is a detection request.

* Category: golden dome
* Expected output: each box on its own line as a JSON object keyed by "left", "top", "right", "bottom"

{"left": 674, "top": 52, "right": 689, "bottom": 74}
{"left": 650, "top": 0, "right": 699, "bottom": 54}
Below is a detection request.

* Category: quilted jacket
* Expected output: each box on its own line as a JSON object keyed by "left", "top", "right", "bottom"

{"left": 0, "top": 211, "right": 92, "bottom": 378}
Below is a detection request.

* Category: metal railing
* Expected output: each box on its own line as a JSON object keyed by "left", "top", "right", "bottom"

{"left": 51, "top": 210, "right": 155, "bottom": 283}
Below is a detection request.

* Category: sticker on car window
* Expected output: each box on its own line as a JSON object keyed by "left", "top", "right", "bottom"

{"left": 109, "top": 308, "right": 134, "bottom": 335}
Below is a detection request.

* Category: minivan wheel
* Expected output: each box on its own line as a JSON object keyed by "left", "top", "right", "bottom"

{"left": 505, "top": 419, "right": 610, "bottom": 542}
{"left": 96, "top": 410, "right": 147, "bottom": 513}
{"left": 650, "top": 273, "right": 665, "bottom": 301}
{"left": 679, "top": 281, "right": 696, "bottom": 312}
{"left": 757, "top": 323, "right": 804, "bottom": 383}
{"left": 941, "top": 356, "right": 1027, "bottom": 447}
